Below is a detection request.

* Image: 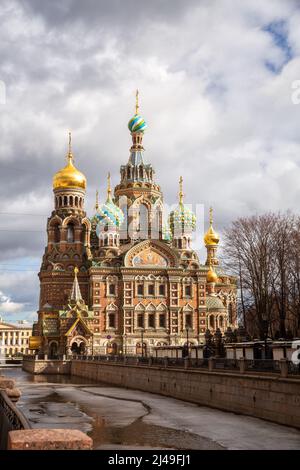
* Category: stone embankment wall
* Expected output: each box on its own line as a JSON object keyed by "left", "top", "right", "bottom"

{"left": 71, "top": 360, "right": 300, "bottom": 429}
{"left": 23, "top": 357, "right": 71, "bottom": 375}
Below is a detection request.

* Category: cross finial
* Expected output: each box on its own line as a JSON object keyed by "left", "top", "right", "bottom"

{"left": 179, "top": 176, "right": 184, "bottom": 205}
{"left": 107, "top": 172, "right": 112, "bottom": 199}
{"left": 209, "top": 206, "right": 213, "bottom": 226}
{"left": 135, "top": 89, "right": 139, "bottom": 115}
{"left": 74, "top": 266, "right": 79, "bottom": 275}
{"left": 67, "top": 131, "right": 73, "bottom": 162}
{"left": 95, "top": 190, "right": 99, "bottom": 210}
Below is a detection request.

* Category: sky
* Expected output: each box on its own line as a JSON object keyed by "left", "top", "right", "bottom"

{"left": 1, "top": 0, "right": 300, "bottom": 323}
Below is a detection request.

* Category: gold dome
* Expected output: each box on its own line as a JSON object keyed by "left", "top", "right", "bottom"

{"left": 204, "top": 225, "right": 220, "bottom": 246}
{"left": 204, "top": 206, "right": 220, "bottom": 246}
{"left": 53, "top": 133, "right": 86, "bottom": 190}
{"left": 207, "top": 265, "right": 218, "bottom": 283}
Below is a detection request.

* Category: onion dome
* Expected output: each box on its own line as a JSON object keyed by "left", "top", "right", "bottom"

{"left": 206, "top": 295, "right": 225, "bottom": 311}
{"left": 206, "top": 264, "right": 218, "bottom": 283}
{"left": 128, "top": 90, "right": 147, "bottom": 133}
{"left": 95, "top": 173, "right": 124, "bottom": 227}
{"left": 53, "top": 132, "right": 86, "bottom": 190}
{"left": 204, "top": 207, "right": 220, "bottom": 246}
{"left": 169, "top": 177, "right": 196, "bottom": 233}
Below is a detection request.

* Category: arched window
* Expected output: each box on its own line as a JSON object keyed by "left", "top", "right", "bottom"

{"left": 228, "top": 304, "right": 233, "bottom": 324}
{"left": 148, "top": 313, "right": 155, "bottom": 328}
{"left": 108, "top": 313, "right": 116, "bottom": 328}
{"left": 219, "top": 316, "right": 224, "bottom": 328}
{"left": 159, "top": 314, "right": 166, "bottom": 328}
{"left": 139, "top": 166, "right": 143, "bottom": 179}
{"left": 70, "top": 195, "right": 73, "bottom": 206}
{"left": 67, "top": 223, "right": 75, "bottom": 243}
{"left": 138, "top": 204, "right": 148, "bottom": 239}
{"left": 54, "top": 224, "right": 60, "bottom": 243}
{"left": 75, "top": 196, "right": 78, "bottom": 207}
{"left": 209, "top": 316, "right": 215, "bottom": 329}
{"left": 119, "top": 204, "right": 128, "bottom": 240}
{"left": 81, "top": 224, "right": 87, "bottom": 245}
{"left": 64, "top": 196, "right": 68, "bottom": 206}
{"left": 137, "top": 313, "right": 144, "bottom": 328}
{"left": 127, "top": 166, "right": 131, "bottom": 178}
{"left": 185, "top": 314, "right": 192, "bottom": 328}
{"left": 109, "top": 284, "right": 116, "bottom": 295}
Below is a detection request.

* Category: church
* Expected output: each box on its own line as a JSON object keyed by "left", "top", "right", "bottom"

{"left": 32, "top": 92, "right": 237, "bottom": 357}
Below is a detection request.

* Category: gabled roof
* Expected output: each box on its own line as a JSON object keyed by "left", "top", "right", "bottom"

{"left": 65, "top": 317, "right": 93, "bottom": 337}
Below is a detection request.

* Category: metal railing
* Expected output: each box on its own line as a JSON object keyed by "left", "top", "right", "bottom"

{"left": 71, "top": 355, "right": 300, "bottom": 376}
{"left": 0, "top": 390, "right": 31, "bottom": 450}
{"left": 213, "top": 358, "right": 239, "bottom": 370}
{"left": 23, "top": 354, "right": 300, "bottom": 376}
{"left": 245, "top": 359, "right": 281, "bottom": 373}
{"left": 287, "top": 361, "right": 300, "bottom": 375}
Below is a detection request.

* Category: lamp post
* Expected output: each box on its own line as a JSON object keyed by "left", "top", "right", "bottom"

{"left": 262, "top": 319, "right": 269, "bottom": 359}
{"left": 123, "top": 333, "right": 127, "bottom": 356}
{"left": 141, "top": 328, "right": 145, "bottom": 357}
{"left": 186, "top": 326, "right": 190, "bottom": 358}
{"left": 166, "top": 328, "right": 170, "bottom": 346}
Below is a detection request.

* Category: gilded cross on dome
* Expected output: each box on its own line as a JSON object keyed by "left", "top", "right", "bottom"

{"left": 135, "top": 89, "right": 139, "bottom": 115}
{"left": 209, "top": 206, "right": 213, "bottom": 226}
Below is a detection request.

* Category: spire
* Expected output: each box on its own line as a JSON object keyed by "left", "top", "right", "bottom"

{"left": 70, "top": 266, "right": 82, "bottom": 302}
{"left": 95, "top": 190, "right": 99, "bottom": 211}
{"left": 209, "top": 206, "right": 213, "bottom": 226}
{"left": 107, "top": 172, "right": 112, "bottom": 201}
{"left": 67, "top": 131, "right": 73, "bottom": 163}
{"left": 179, "top": 176, "right": 184, "bottom": 206}
{"left": 135, "top": 89, "right": 139, "bottom": 115}
{"left": 204, "top": 206, "right": 220, "bottom": 266}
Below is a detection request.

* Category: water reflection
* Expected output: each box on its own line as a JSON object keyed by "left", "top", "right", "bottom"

{"left": 2, "top": 367, "right": 223, "bottom": 450}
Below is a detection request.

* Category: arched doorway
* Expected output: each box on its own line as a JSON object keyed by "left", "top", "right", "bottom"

{"left": 106, "top": 342, "right": 118, "bottom": 355}
{"left": 71, "top": 340, "right": 86, "bottom": 355}
{"left": 49, "top": 341, "right": 58, "bottom": 359}
{"left": 136, "top": 342, "right": 147, "bottom": 357}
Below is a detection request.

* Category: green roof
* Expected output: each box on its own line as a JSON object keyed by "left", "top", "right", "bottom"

{"left": 206, "top": 296, "right": 226, "bottom": 311}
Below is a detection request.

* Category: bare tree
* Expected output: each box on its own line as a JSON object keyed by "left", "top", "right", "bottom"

{"left": 224, "top": 213, "right": 293, "bottom": 339}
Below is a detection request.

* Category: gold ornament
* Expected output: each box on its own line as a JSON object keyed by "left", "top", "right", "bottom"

{"left": 53, "top": 132, "right": 86, "bottom": 190}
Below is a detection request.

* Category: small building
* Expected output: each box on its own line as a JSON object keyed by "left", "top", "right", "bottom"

{"left": 0, "top": 318, "right": 32, "bottom": 357}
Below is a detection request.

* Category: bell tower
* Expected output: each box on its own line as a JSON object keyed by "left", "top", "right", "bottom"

{"left": 39, "top": 133, "right": 91, "bottom": 310}
{"left": 204, "top": 207, "right": 219, "bottom": 266}
{"left": 114, "top": 91, "right": 163, "bottom": 243}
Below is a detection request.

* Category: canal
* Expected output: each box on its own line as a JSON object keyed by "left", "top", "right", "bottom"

{"left": 3, "top": 367, "right": 300, "bottom": 450}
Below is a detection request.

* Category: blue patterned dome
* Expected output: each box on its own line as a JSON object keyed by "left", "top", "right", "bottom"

{"left": 169, "top": 177, "right": 196, "bottom": 233}
{"left": 96, "top": 199, "right": 124, "bottom": 227}
{"left": 94, "top": 173, "right": 124, "bottom": 228}
{"left": 128, "top": 114, "right": 147, "bottom": 133}
{"left": 128, "top": 90, "right": 147, "bottom": 133}
{"left": 169, "top": 204, "right": 196, "bottom": 233}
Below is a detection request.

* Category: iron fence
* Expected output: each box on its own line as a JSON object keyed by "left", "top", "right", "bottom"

{"left": 245, "top": 359, "right": 281, "bottom": 372}
{"left": 287, "top": 361, "right": 300, "bottom": 375}
{"left": 0, "top": 390, "right": 31, "bottom": 450}
{"left": 214, "top": 358, "right": 239, "bottom": 370}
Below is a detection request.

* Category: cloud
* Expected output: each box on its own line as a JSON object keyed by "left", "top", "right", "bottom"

{"left": 0, "top": 290, "right": 25, "bottom": 313}
{"left": 1, "top": 0, "right": 300, "bottom": 317}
